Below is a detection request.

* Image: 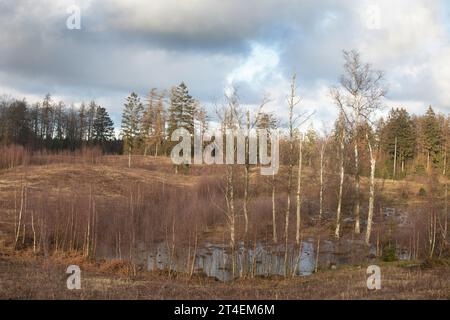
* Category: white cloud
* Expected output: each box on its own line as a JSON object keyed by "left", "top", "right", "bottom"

{"left": 226, "top": 42, "right": 280, "bottom": 87}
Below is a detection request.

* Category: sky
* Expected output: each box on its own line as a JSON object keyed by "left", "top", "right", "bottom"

{"left": 1, "top": 0, "right": 450, "bottom": 132}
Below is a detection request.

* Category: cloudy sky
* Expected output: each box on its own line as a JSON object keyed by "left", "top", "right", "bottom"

{"left": 1, "top": 0, "right": 450, "bottom": 130}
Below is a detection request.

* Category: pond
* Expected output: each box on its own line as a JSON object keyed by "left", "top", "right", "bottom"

{"left": 145, "top": 239, "right": 370, "bottom": 281}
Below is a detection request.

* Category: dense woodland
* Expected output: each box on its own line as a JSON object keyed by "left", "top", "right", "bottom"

{"left": 0, "top": 94, "right": 118, "bottom": 152}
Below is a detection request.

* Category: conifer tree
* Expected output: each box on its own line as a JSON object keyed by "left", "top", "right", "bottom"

{"left": 380, "top": 108, "right": 416, "bottom": 175}
{"left": 93, "top": 106, "right": 115, "bottom": 143}
{"left": 422, "top": 106, "right": 442, "bottom": 170}
{"left": 167, "top": 82, "right": 197, "bottom": 137}
{"left": 121, "top": 92, "right": 144, "bottom": 167}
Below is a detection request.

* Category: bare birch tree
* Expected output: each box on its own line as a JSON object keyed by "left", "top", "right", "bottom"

{"left": 365, "top": 133, "right": 377, "bottom": 245}
{"left": 272, "top": 172, "right": 277, "bottom": 243}
{"left": 216, "top": 88, "right": 243, "bottom": 277}
{"left": 243, "top": 110, "right": 250, "bottom": 238}
{"left": 335, "top": 113, "right": 345, "bottom": 238}
{"left": 331, "top": 50, "right": 386, "bottom": 234}
{"left": 284, "top": 75, "right": 299, "bottom": 275}
{"left": 315, "top": 134, "right": 328, "bottom": 272}
{"left": 439, "top": 183, "right": 448, "bottom": 256}
{"left": 318, "top": 138, "right": 327, "bottom": 221}
{"left": 283, "top": 75, "right": 312, "bottom": 275}
{"left": 295, "top": 133, "right": 303, "bottom": 245}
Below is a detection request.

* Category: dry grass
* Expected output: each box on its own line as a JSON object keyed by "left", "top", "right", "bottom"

{"left": 0, "top": 154, "right": 448, "bottom": 299}
{"left": 0, "top": 247, "right": 448, "bottom": 300}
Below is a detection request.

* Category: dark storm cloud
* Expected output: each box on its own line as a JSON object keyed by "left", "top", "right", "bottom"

{"left": 0, "top": 0, "right": 449, "bottom": 127}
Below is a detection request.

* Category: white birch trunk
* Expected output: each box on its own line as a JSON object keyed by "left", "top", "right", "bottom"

{"left": 128, "top": 145, "right": 132, "bottom": 168}
{"left": 284, "top": 75, "right": 296, "bottom": 276}
{"left": 272, "top": 173, "right": 277, "bottom": 243}
{"left": 243, "top": 111, "right": 250, "bottom": 239}
{"left": 365, "top": 138, "right": 376, "bottom": 245}
{"left": 14, "top": 184, "right": 25, "bottom": 249}
{"left": 295, "top": 134, "right": 303, "bottom": 245}
{"left": 31, "top": 210, "right": 36, "bottom": 253}
{"left": 226, "top": 164, "right": 236, "bottom": 277}
{"left": 393, "top": 136, "right": 397, "bottom": 179}
{"left": 354, "top": 139, "right": 361, "bottom": 234}
{"left": 335, "top": 131, "right": 345, "bottom": 238}
{"left": 319, "top": 143, "right": 325, "bottom": 221}
{"left": 445, "top": 183, "right": 448, "bottom": 243}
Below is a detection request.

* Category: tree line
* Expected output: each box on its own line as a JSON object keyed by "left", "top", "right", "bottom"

{"left": 1, "top": 62, "right": 448, "bottom": 180}
{"left": 0, "top": 94, "right": 118, "bottom": 152}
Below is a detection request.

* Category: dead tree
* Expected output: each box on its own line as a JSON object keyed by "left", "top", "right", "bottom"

{"left": 284, "top": 75, "right": 299, "bottom": 275}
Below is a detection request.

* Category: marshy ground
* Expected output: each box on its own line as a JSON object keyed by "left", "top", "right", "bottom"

{"left": 0, "top": 246, "right": 449, "bottom": 299}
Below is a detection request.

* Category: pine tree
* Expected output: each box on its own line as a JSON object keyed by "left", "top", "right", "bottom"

{"left": 422, "top": 106, "right": 442, "bottom": 170}
{"left": 93, "top": 106, "right": 115, "bottom": 143}
{"left": 304, "top": 125, "right": 318, "bottom": 166}
{"left": 167, "top": 82, "right": 197, "bottom": 137}
{"left": 121, "top": 92, "right": 144, "bottom": 167}
{"left": 256, "top": 112, "right": 277, "bottom": 131}
{"left": 380, "top": 108, "right": 416, "bottom": 175}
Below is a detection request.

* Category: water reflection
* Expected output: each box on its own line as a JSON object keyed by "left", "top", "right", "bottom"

{"left": 147, "top": 241, "right": 316, "bottom": 281}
